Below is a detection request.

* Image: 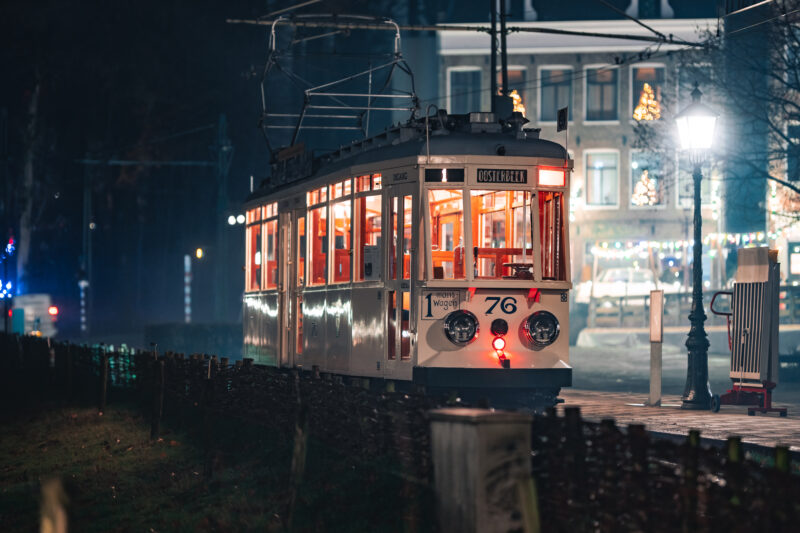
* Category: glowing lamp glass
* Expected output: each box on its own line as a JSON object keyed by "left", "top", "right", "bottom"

{"left": 538, "top": 168, "right": 565, "bottom": 187}
{"left": 492, "top": 336, "right": 506, "bottom": 351}
{"left": 48, "top": 306, "right": 58, "bottom": 316}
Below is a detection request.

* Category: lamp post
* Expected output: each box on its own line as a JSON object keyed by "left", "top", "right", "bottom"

{"left": 675, "top": 83, "right": 718, "bottom": 410}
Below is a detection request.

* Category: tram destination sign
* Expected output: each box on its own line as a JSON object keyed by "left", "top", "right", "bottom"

{"left": 477, "top": 168, "right": 527, "bottom": 184}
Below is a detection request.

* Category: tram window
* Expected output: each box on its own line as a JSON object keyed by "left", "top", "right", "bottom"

{"left": 246, "top": 223, "right": 262, "bottom": 291}
{"left": 246, "top": 207, "right": 262, "bottom": 224}
{"left": 355, "top": 194, "right": 382, "bottom": 281}
{"left": 400, "top": 291, "right": 411, "bottom": 359}
{"left": 307, "top": 186, "right": 327, "bottom": 206}
{"left": 332, "top": 178, "right": 352, "bottom": 199}
{"left": 355, "top": 175, "right": 371, "bottom": 193}
{"left": 390, "top": 197, "right": 398, "bottom": 280}
{"left": 388, "top": 291, "right": 396, "bottom": 360}
{"left": 332, "top": 200, "right": 351, "bottom": 283}
{"left": 373, "top": 173, "right": 382, "bottom": 190}
{"left": 309, "top": 206, "right": 327, "bottom": 286}
{"left": 539, "top": 191, "right": 566, "bottom": 281}
{"left": 428, "top": 189, "right": 465, "bottom": 279}
{"left": 264, "top": 218, "right": 278, "bottom": 289}
{"left": 424, "top": 168, "right": 465, "bottom": 183}
{"left": 297, "top": 216, "right": 305, "bottom": 286}
{"left": 402, "top": 195, "right": 412, "bottom": 280}
{"left": 470, "top": 190, "right": 533, "bottom": 279}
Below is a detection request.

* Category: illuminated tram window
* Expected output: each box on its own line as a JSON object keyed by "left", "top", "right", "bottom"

{"left": 332, "top": 200, "right": 351, "bottom": 283}
{"left": 400, "top": 290, "right": 411, "bottom": 359}
{"left": 428, "top": 189, "right": 465, "bottom": 279}
{"left": 471, "top": 191, "right": 533, "bottom": 279}
{"left": 246, "top": 223, "right": 262, "bottom": 291}
{"left": 264, "top": 218, "right": 278, "bottom": 289}
{"left": 309, "top": 205, "right": 327, "bottom": 286}
{"left": 539, "top": 191, "right": 566, "bottom": 280}
{"left": 402, "top": 195, "right": 412, "bottom": 280}
{"left": 297, "top": 216, "right": 305, "bottom": 286}
{"left": 355, "top": 194, "right": 382, "bottom": 281}
{"left": 388, "top": 290, "right": 396, "bottom": 360}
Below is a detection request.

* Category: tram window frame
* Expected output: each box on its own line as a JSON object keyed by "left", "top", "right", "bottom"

{"left": 245, "top": 207, "right": 263, "bottom": 292}
{"left": 331, "top": 197, "right": 352, "bottom": 284}
{"left": 307, "top": 193, "right": 328, "bottom": 287}
{"left": 425, "top": 187, "right": 467, "bottom": 280}
{"left": 354, "top": 189, "right": 383, "bottom": 282}
{"left": 469, "top": 189, "right": 535, "bottom": 280}
{"left": 537, "top": 189, "right": 568, "bottom": 281}
{"left": 263, "top": 208, "right": 279, "bottom": 290}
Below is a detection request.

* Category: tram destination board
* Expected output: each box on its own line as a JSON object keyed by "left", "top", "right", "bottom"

{"left": 476, "top": 168, "right": 527, "bottom": 184}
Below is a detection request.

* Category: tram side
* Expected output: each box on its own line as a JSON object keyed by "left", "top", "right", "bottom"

{"left": 242, "top": 147, "right": 572, "bottom": 404}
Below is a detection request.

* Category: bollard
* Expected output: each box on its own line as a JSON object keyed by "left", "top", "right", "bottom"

{"left": 151, "top": 360, "right": 165, "bottom": 440}
{"left": 647, "top": 290, "right": 664, "bottom": 407}
{"left": 429, "top": 408, "right": 536, "bottom": 533}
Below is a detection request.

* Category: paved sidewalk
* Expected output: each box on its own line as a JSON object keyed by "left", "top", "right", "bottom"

{"left": 559, "top": 389, "right": 800, "bottom": 452}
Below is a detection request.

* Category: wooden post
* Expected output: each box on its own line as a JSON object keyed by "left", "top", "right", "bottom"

{"left": 648, "top": 290, "right": 664, "bottom": 407}
{"left": 429, "top": 408, "right": 536, "bottom": 533}
{"left": 99, "top": 353, "right": 109, "bottom": 412}
{"left": 150, "top": 360, "right": 164, "bottom": 440}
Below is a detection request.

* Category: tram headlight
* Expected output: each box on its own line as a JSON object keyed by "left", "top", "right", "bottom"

{"left": 523, "top": 311, "right": 560, "bottom": 347}
{"left": 443, "top": 310, "right": 479, "bottom": 345}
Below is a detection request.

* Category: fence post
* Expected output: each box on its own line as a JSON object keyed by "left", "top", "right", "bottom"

{"left": 429, "top": 408, "right": 536, "bottom": 533}
{"left": 99, "top": 353, "right": 109, "bottom": 412}
{"left": 150, "top": 359, "right": 164, "bottom": 440}
{"left": 682, "top": 429, "right": 700, "bottom": 533}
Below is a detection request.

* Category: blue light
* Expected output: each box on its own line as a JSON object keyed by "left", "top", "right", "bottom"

{"left": 4, "top": 282, "right": 9, "bottom": 290}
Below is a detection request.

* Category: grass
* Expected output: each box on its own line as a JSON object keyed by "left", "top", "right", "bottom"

{"left": 0, "top": 402, "right": 435, "bottom": 532}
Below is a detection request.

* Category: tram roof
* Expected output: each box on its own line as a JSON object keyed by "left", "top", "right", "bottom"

{"left": 248, "top": 112, "right": 568, "bottom": 201}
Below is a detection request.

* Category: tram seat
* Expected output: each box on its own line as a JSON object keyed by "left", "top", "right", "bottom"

{"left": 433, "top": 266, "right": 444, "bottom": 279}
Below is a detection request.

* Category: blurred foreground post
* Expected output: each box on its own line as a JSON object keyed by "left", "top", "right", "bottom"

{"left": 429, "top": 408, "right": 538, "bottom": 533}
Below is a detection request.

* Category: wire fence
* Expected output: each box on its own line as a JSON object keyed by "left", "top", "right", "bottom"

{"left": 2, "top": 332, "right": 800, "bottom": 531}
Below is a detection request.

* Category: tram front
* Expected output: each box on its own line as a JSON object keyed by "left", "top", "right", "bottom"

{"left": 414, "top": 155, "right": 572, "bottom": 408}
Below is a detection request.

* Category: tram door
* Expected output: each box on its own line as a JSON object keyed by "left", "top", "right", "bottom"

{"left": 280, "top": 209, "right": 305, "bottom": 368}
{"left": 385, "top": 184, "right": 416, "bottom": 376}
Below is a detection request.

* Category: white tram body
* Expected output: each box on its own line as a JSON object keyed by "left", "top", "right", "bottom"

{"left": 243, "top": 112, "right": 572, "bottom": 405}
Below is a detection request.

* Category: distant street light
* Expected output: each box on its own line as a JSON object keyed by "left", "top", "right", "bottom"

{"left": 675, "top": 83, "right": 718, "bottom": 410}
{"left": 227, "top": 215, "right": 237, "bottom": 225}
{"left": 195, "top": 247, "right": 204, "bottom": 259}
{"left": 236, "top": 214, "right": 245, "bottom": 224}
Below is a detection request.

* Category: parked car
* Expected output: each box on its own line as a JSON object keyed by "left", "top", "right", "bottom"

{"left": 575, "top": 267, "right": 680, "bottom": 305}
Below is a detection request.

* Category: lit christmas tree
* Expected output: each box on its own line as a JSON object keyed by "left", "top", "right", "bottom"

{"left": 632, "top": 169, "right": 658, "bottom": 206}
{"left": 633, "top": 82, "right": 661, "bottom": 121}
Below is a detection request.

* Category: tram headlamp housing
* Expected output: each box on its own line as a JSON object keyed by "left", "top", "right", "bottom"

{"left": 523, "top": 311, "right": 560, "bottom": 347}
{"left": 443, "top": 310, "right": 479, "bottom": 345}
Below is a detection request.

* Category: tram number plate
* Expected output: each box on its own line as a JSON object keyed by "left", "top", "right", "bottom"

{"left": 422, "top": 291, "right": 461, "bottom": 320}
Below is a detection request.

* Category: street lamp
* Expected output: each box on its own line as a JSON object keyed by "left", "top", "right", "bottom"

{"left": 675, "top": 83, "right": 718, "bottom": 410}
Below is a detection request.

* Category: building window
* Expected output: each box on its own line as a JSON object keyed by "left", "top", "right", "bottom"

{"left": 631, "top": 66, "right": 665, "bottom": 121}
{"left": 496, "top": 67, "right": 527, "bottom": 115}
{"left": 630, "top": 152, "right": 663, "bottom": 206}
{"left": 788, "top": 125, "right": 800, "bottom": 182}
{"left": 585, "top": 152, "right": 619, "bottom": 206}
{"left": 540, "top": 68, "right": 572, "bottom": 122}
{"left": 449, "top": 68, "right": 481, "bottom": 114}
{"left": 586, "top": 68, "right": 618, "bottom": 121}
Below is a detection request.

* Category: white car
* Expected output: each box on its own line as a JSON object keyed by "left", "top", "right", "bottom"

{"left": 575, "top": 267, "right": 680, "bottom": 305}
{"left": 12, "top": 293, "right": 59, "bottom": 337}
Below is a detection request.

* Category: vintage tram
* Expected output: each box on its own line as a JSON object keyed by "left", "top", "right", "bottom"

{"left": 243, "top": 111, "right": 572, "bottom": 407}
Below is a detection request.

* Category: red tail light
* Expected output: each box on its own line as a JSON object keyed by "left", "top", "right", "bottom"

{"left": 492, "top": 336, "right": 506, "bottom": 351}
{"left": 48, "top": 306, "right": 58, "bottom": 316}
